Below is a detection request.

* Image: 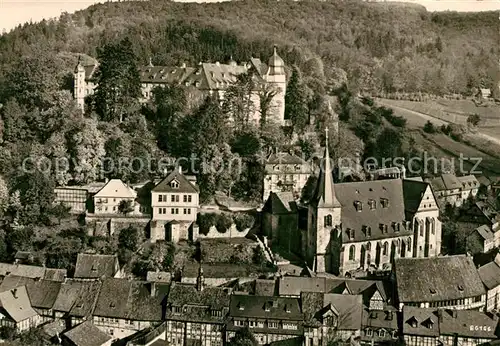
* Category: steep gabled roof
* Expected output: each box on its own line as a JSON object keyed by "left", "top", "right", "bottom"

{"left": 403, "top": 179, "right": 431, "bottom": 215}
{"left": 93, "top": 278, "right": 163, "bottom": 321}
{"left": 63, "top": 321, "right": 112, "bottom": 346}
{"left": 152, "top": 170, "right": 199, "bottom": 194}
{"left": 0, "top": 286, "right": 38, "bottom": 322}
{"left": 53, "top": 279, "right": 102, "bottom": 317}
{"left": 311, "top": 131, "right": 340, "bottom": 208}
{"left": 0, "top": 276, "right": 61, "bottom": 310}
{"left": 395, "top": 255, "right": 485, "bottom": 303}
{"left": 93, "top": 179, "right": 136, "bottom": 199}
{"left": 74, "top": 253, "right": 119, "bottom": 279}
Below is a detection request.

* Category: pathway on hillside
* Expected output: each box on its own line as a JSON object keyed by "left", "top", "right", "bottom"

{"left": 377, "top": 100, "right": 500, "bottom": 147}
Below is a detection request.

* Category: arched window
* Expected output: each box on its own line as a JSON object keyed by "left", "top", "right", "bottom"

{"left": 407, "top": 238, "right": 412, "bottom": 252}
{"left": 431, "top": 218, "right": 435, "bottom": 235}
{"left": 383, "top": 242, "right": 388, "bottom": 256}
{"left": 349, "top": 245, "right": 356, "bottom": 261}
{"left": 325, "top": 214, "right": 333, "bottom": 227}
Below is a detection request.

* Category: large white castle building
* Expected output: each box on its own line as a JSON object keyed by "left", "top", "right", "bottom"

{"left": 306, "top": 130, "right": 442, "bottom": 276}
{"left": 73, "top": 46, "right": 287, "bottom": 124}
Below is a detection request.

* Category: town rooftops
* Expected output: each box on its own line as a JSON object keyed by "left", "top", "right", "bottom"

{"left": 478, "top": 260, "right": 500, "bottom": 290}
{"left": 0, "top": 286, "right": 38, "bottom": 322}
{"left": 300, "top": 292, "right": 363, "bottom": 330}
{"left": 74, "top": 253, "right": 119, "bottom": 279}
{"left": 475, "top": 224, "right": 494, "bottom": 241}
{"left": 0, "top": 263, "right": 66, "bottom": 282}
{"left": 93, "top": 179, "right": 136, "bottom": 199}
{"left": 439, "top": 309, "right": 498, "bottom": 339}
{"left": 361, "top": 309, "right": 398, "bottom": 331}
{"left": 394, "top": 255, "right": 486, "bottom": 303}
{"left": 166, "top": 282, "right": 230, "bottom": 323}
{"left": 230, "top": 295, "right": 302, "bottom": 320}
{"left": 152, "top": 169, "right": 199, "bottom": 194}
{"left": 334, "top": 179, "right": 410, "bottom": 242}
{"left": 53, "top": 279, "right": 102, "bottom": 317}
{"left": 0, "top": 276, "right": 61, "bottom": 310}
{"left": 402, "top": 306, "right": 440, "bottom": 337}
{"left": 93, "top": 278, "right": 163, "bottom": 322}
{"left": 63, "top": 321, "right": 112, "bottom": 346}
{"left": 430, "top": 174, "right": 479, "bottom": 192}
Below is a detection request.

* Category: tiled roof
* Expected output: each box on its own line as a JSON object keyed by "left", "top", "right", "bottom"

{"left": 0, "top": 286, "right": 38, "bottom": 322}
{"left": 279, "top": 277, "right": 329, "bottom": 296}
{"left": 93, "top": 278, "right": 163, "bottom": 321}
{"left": 0, "top": 276, "right": 61, "bottom": 310}
{"left": 53, "top": 279, "right": 102, "bottom": 317}
{"left": 475, "top": 225, "right": 494, "bottom": 241}
{"left": 402, "top": 306, "right": 439, "bottom": 337}
{"left": 93, "top": 179, "right": 136, "bottom": 199}
{"left": 361, "top": 309, "right": 398, "bottom": 330}
{"left": 262, "top": 192, "right": 297, "bottom": 214}
{"left": 394, "top": 255, "right": 485, "bottom": 303}
{"left": 63, "top": 321, "right": 112, "bottom": 346}
{"left": 166, "top": 282, "right": 230, "bottom": 323}
{"left": 0, "top": 263, "right": 66, "bottom": 282}
{"left": 301, "top": 292, "right": 363, "bottom": 330}
{"left": 458, "top": 175, "right": 480, "bottom": 189}
{"left": 152, "top": 170, "right": 199, "bottom": 193}
{"left": 439, "top": 309, "right": 498, "bottom": 339}
{"left": 334, "top": 179, "right": 410, "bottom": 242}
{"left": 230, "top": 295, "right": 303, "bottom": 321}
{"left": 266, "top": 153, "right": 307, "bottom": 166}
{"left": 323, "top": 294, "right": 363, "bottom": 330}
{"left": 430, "top": 173, "right": 478, "bottom": 192}
{"left": 478, "top": 261, "right": 500, "bottom": 289}
{"left": 255, "top": 279, "right": 277, "bottom": 296}
{"left": 74, "top": 253, "right": 119, "bottom": 279}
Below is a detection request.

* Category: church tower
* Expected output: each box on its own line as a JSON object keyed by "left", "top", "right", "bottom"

{"left": 264, "top": 45, "right": 286, "bottom": 125}
{"left": 74, "top": 55, "right": 86, "bottom": 113}
{"left": 307, "top": 128, "right": 342, "bottom": 273}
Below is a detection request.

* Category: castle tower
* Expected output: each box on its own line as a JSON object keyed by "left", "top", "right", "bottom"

{"left": 74, "top": 55, "right": 86, "bottom": 112}
{"left": 307, "top": 128, "right": 342, "bottom": 273}
{"left": 264, "top": 45, "right": 286, "bottom": 125}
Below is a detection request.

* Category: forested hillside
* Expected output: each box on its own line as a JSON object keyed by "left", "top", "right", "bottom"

{"left": 0, "top": 0, "right": 498, "bottom": 96}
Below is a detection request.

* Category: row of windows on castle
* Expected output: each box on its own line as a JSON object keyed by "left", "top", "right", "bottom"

{"left": 158, "top": 194, "right": 193, "bottom": 203}
{"left": 158, "top": 208, "right": 192, "bottom": 215}
{"left": 353, "top": 198, "right": 390, "bottom": 211}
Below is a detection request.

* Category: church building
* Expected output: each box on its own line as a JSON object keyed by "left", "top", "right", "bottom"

{"left": 73, "top": 46, "right": 287, "bottom": 124}
{"left": 306, "top": 130, "right": 442, "bottom": 276}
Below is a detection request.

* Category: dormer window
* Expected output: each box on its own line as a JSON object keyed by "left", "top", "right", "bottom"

{"left": 170, "top": 180, "right": 179, "bottom": 189}
{"left": 354, "top": 201, "right": 363, "bottom": 212}
{"left": 380, "top": 198, "right": 389, "bottom": 208}
{"left": 458, "top": 285, "right": 464, "bottom": 291}
{"left": 408, "top": 318, "right": 418, "bottom": 328}
{"left": 430, "top": 288, "right": 437, "bottom": 294}
{"left": 379, "top": 329, "right": 386, "bottom": 337}
{"left": 348, "top": 229, "right": 355, "bottom": 240}
{"left": 285, "top": 305, "right": 291, "bottom": 313}
{"left": 238, "top": 303, "right": 244, "bottom": 311}
{"left": 368, "top": 199, "right": 376, "bottom": 210}
{"left": 110, "top": 302, "right": 116, "bottom": 308}
{"left": 91, "top": 265, "right": 97, "bottom": 271}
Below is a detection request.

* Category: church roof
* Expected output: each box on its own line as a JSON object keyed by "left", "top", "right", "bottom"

{"left": 310, "top": 130, "right": 340, "bottom": 208}
{"left": 335, "top": 179, "right": 409, "bottom": 242}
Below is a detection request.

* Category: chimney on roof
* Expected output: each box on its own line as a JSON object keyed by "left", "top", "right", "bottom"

{"left": 437, "top": 309, "right": 443, "bottom": 322}
{"left": 215, "top": 61, "right": 220, "bottom": 66}
{"left": 178, "top": 165, "right": 183, "bottom": 174}
{"left": 12, "top": 288, "right": 17, "bottom": 299}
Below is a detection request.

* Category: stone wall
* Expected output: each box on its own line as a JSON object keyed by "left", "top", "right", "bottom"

{"left": 198, "top": 224, "right": 250, "bottom": 239}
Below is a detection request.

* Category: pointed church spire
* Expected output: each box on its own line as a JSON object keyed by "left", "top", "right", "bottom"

{"left": 311, "top": 128, "right": 340, "bottom": 208}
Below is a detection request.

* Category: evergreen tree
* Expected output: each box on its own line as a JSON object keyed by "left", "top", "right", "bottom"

{"left": 284, "top": 66, "right": 309, "bottom": 134}
{"left": 94, "top": 38, "right": 141, "bottom": 122}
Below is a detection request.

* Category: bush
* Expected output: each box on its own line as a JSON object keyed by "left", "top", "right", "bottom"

{"left": 197, "top": 213, "right": 217, "bottom": 235}
{"left": 252, "top": 246, "right": 267, "bottom": 266}
{"left": 118, "top": 226, "right": 139, "bottom": 252}
{"left": 215, "top": 213, "right": 233, "bottom": 233}
{"left": 423, "top": 120, "right": 437, "bottom": 134}
{"left": 233, "top": 213, "right": 254, "bottom": 232}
